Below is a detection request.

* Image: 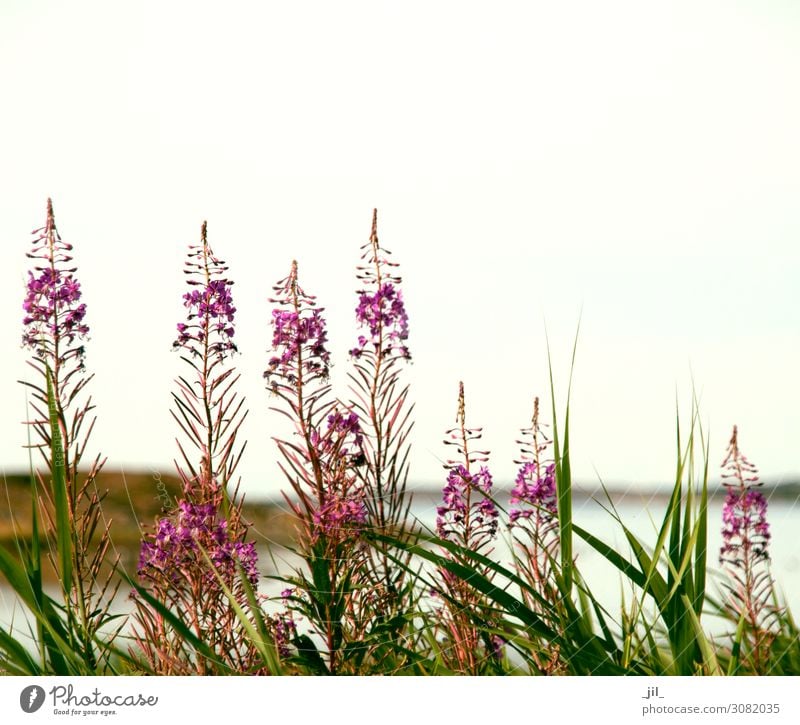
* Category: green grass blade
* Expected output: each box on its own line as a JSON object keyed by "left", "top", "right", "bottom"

{"left": 545, "top": 327, "right": 577, "bottom": 594}
{"left": 45, "top": 366, "right": 72, "bottom": 596}
{"left": 694, "top": 434, "right": 709, "bottom": 615}
{"left": 198, "top": 547, "right": 283, "bottom": 675}
{"left": 680, "top": 594, "right": 721, "bottom": 675}
{"left": 727, "top": 611, "right": 747, "bottom": 675}
{"left": 0, "top": 627, "right": 42, "bottom": 675}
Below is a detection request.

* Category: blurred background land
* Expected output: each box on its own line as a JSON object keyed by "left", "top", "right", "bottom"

{"left": 2, "top": 469, "right": 798, "bottom": 582}
{"left": 0, "top": 469, "right": 299, "bottom": 580}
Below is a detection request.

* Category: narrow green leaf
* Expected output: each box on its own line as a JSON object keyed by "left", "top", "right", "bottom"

{"left": 727, "top": 611, "right": 747, "bottom": 675}
{"left": 45, "top": 366, "right": 72, "bottom": 596}
{"left": 680, "top": 594, "right": 721, "bottom": 675}
{"left": 694, "top": 437, "right": 709, "bottom": 615}
{"left": 197, "top": 546, "right": 283, "bottom": 675}
{"left": 0, "top": 628, "right": 41, "bottom": 675}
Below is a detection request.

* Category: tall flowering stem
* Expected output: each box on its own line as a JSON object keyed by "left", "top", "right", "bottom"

{"left": 509, "top": 397, "right": 558, "bottom": 589}
{"left": 719, "top": 425, "right": 776, "bottom": 674}
{"left": 348, "top": 209, "right": 415, "bottom": 623}
{"left": 433, "top": 382, "right": 500, "bottom": 674}
{"left": 170, "top": 221, "right": 246, "bottom": 503}
{"left": 134, "top": 222, "right": 262, "bottom": 674}
{"left": 20, "top": 199, "right": 116, "bottom": 668}
{"left": 508, "top": 397, "right": 563, "bottom": 673}
{"left": 266, "top": 261, "right": 367, "bottom": 674}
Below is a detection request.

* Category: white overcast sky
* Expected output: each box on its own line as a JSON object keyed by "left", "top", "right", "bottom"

{"left": 1, "top": 0, "right": 798, "bottom": 498}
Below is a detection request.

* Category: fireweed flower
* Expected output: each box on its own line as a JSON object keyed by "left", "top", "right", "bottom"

{"left": 266, "top": 261, "right": 369, "bottom": 674}
{"left": 20, "top": 199, "right": 114, "bottom": 665}
{"left": 265, "top": 260, "right": 331, "bottom": 392}
{"left": 509, "top": 461, "right": 557, "bottom": 523}
{"left": 272, "top": 610, "right": 298, "bottom": 659}
{"left": 138, "top": 501, "right": 259, "bottom": 588}
{"left": 167, "top": 221, "right": 248, "bottom": 500}
{"left": 312, "top": 492, "right": 368, "bottom": 540}
{"left": 719, "top": 427, "right": 771, "bottom": 566}
{"left": 22, "top": 200, "right": 89, "bottom": 363}
{"left": 350, "top": 210, "right": 410, "bottom": 362}
{"left": 437, "top": 383, "right": 497, "bottom": 552}
{"left": 265, "top": 261, "right": 366, "bottom": 522}
{"left": 133, "top": 222, "right": 260, "bottom": 675}
{"left": 175, "top": 279, "right": 237, "bottom": 356}
{"left": 309, "top": 409, "right": 368, "bottom": 542}
{"left": 718, "top": 425, "right": 776, "bottom": 674}
{"left": 350, "top": 282, "right": 410, "bottom": 359}
{"left": 22, "top": 269, "right": 88, "bottom": 356}
{"left": 721, "top": 488, "right": 770, "bottom": 562}
{"left": 267, "top": 588, "right": 299, "bottom": 659}
{"left": 506, "top": 398, "right": 563, "bottom": 674}
{"left": 436, "top": 465, "right": 498, "bottom": 547}
{"left": 268, "top": 308, "right": 329, "bottom": 381}
{"left": 433, "top": 383, "right": 501, "bottom": 673}
{"left": 508, "top": 397, "right": 559, "bottom": 549}
{"left": 310, "top": 410, "right": 364, "bottom": 457}
{"left": 346, "top": 210, "right": 416, "bottom": 633}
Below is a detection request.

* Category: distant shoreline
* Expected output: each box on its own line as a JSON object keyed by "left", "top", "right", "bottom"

{"left": 246, "top": 479, "right": 800, "bottom": 507}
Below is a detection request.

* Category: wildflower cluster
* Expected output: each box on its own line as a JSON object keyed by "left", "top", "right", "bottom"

{"left": 510, "top": 461, "right": 557, "bottom": 523}
{"left": 267, "top": 259, "right": 371, "bottom": 674}
{"left": 720, "top": 427, "right": 771, "bottom": 566}
{"left": 351, "top": 282, "right": 410, "bottom": 359}
{"left": 265, "top": 261, "right": 330, "bottom": 392}
{"left": 506, "top": 398, "right": 563, "bottom": 673}
{"left": 438, "top": 383, "right": 497, "bottom": 551}
{"left": 173, "top": 223, "right": 237, "bottom": 359}
{"left": 432, "top": 383, "right": 502, "bottom": 673}
{"left": 312, "top": 494, "right": 367, "bottom": 540}
{"left": 436, "top": 465, "right": 498, "bottom": 546}
{"left": 176, "top": 280, "right": 236, "bottom": 353}
{"left": 23, "top": 270, "right": 88, "bottom": 353}
{"left": 138, "top": 501, "right": 259, "bottom": 588}
{"left": 344, "top": 210, "right": 416, "bottom": 649}
{"left": 20, "top": 200, "right": 115, "bottom": 670}
{"left": 510, "top": 399, "right": 557, "bottom": 523}
{"left": 311, "top": 410, "right": 364, "bottom": 457}
{"left": 22, "top": 200, "right": 89, "bottom": 362}
{"left": 310, "top": 411, "right": 367, "bottom": 541}
{"left": 350, "top": 210, "right": 410, "bottom": 361}
{"left": 133, "top": 223, "right": 259, "bottom": 675}
{"left": 271, "top": 589, "right": 299, "bottom": 659}
{"left": 718, "top": 425, "right": 776, "bottom": 674}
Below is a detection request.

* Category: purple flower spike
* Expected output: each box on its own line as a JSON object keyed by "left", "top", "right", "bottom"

{"left": 717, "top": 425, "right": 775, "bottom": 673}
{"left": 436, "top": 464, "right": 498, "bottom": 548}
{"left": 312, "top": 491, "right": 368, "bottom": 541}
{"left": 509, "top": 461, "right": 557, "bottom": 523}
{"left": 350, "top": 282, "right": 410, "bottom": 359}
{"left": 351, "top": 210, "right": 411, "bottom": 362}
{"left": 173, "top": 222, "right": 237, "bottom": 360}
{"left": 721, "top": 487, "right": 771, "bottom": 561}
{"left": 719, "top": 426, "right": 771, "bottom": 566}
{"left": 22, "top": 199, "right": 90, "bottom": 365}
{"left": 272, "top": 611, "right": 297, "bottom": 658}
{"left": 265, "top": 260, "right": 331, "bottom": 391}
{"left": 268, "top": 308, "right": 330, "bottom": 380}
{"left": 138, "top": 500, "right": 259, "bottom": 588}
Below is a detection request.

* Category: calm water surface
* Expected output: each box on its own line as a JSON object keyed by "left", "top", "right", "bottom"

{"left": 2, "top": 497, "right": 798, "bottom": 635}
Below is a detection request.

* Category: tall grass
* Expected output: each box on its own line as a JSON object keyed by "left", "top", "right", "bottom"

{"left": 1, "top": 201, "right": 797, "bottom": 676}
